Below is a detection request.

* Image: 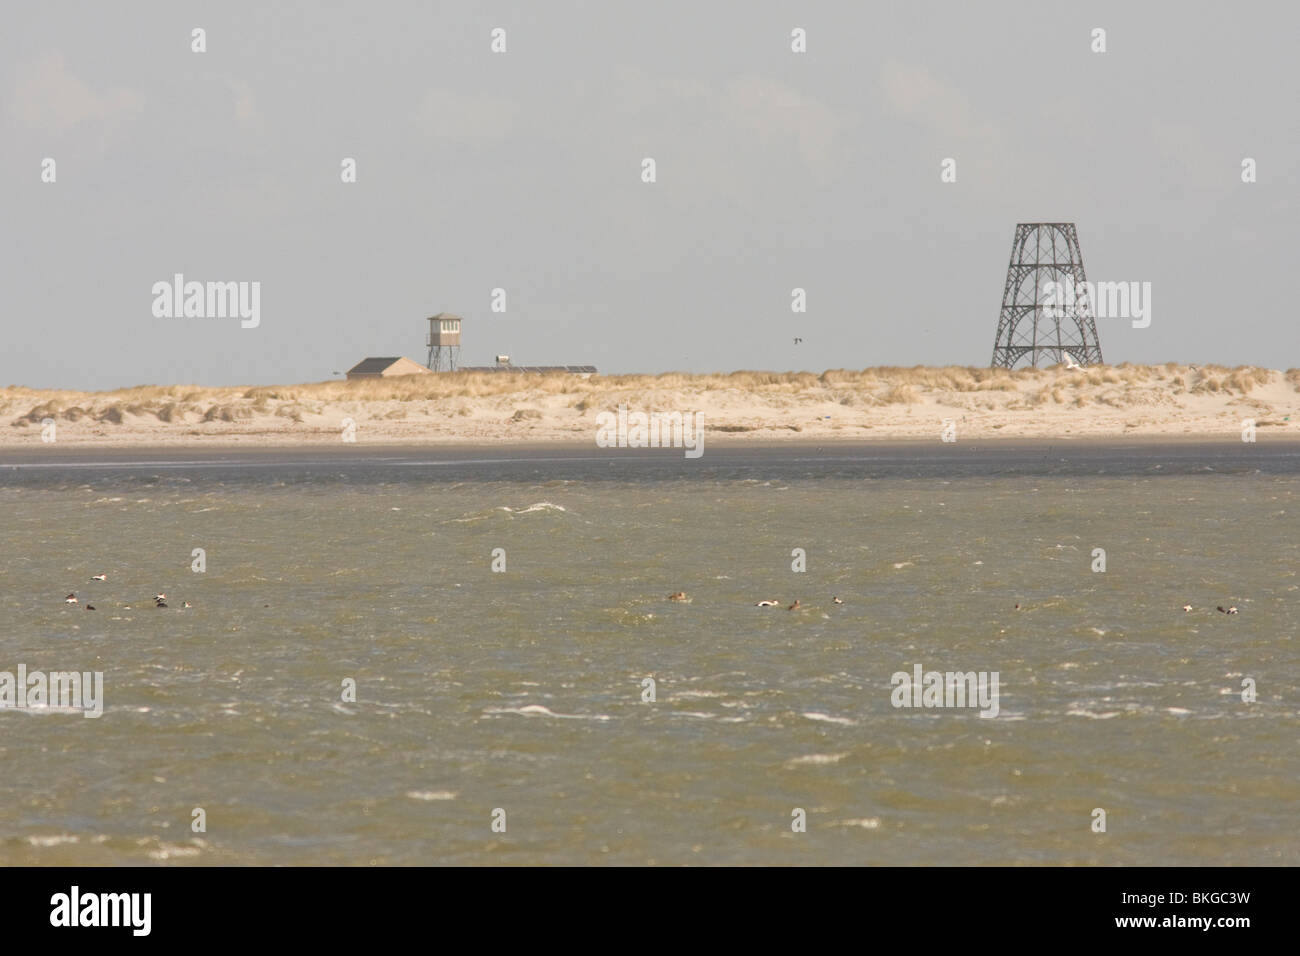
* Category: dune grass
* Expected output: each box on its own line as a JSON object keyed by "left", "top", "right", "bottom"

{"left": 1, "top": 364, "right": 1292, "bottom": 426}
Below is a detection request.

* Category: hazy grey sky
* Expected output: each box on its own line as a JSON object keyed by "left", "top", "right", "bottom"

{"left": 3, "top": 1, "right": 1297, "bottom": 390}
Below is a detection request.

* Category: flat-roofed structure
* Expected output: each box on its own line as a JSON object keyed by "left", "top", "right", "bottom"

{"left": 461, "top": 364, "right": 597, "bottom": 378}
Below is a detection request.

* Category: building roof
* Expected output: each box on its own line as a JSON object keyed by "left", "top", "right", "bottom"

{"left": 428, "top": 313, "right": 462, "bottom": 321}
{"left": 346, "top": 356, "right": 432, "bottom": 377}
{"left": 347, "top": 357, "right": 404, "bottom": 375}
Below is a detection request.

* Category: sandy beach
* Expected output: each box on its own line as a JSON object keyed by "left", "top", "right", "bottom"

{"left": 3, "top": 364, "right": 1297, "bottom": 448}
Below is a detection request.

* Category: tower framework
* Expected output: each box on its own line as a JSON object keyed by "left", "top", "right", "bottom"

{"left": 989, "top": 223, "right": 1103, "bottom": 369}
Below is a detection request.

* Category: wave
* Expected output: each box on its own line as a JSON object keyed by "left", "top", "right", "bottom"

{"left": 450, "top": 501, "right": 570, "bottom": 523}
{"left": 801, "top": 712, "right": 857, "bottom": 726}
{"left": 785, "top": 753, "right": 850, "bottom": 767}
{"left": 482, "top": 704, "right": 611, "bottom": 721}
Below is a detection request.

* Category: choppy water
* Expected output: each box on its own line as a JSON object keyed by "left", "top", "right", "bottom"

{"left": 2, "top": 445, "right": 1298, "bottom": 865}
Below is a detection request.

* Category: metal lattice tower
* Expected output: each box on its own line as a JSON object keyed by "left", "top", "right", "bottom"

{"left": 990, "top": 223, "right": 1103, "bottom": 369}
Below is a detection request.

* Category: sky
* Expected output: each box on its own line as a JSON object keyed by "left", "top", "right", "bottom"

{"left": 3, "top": 1, "right": 1297, "bottom": 390}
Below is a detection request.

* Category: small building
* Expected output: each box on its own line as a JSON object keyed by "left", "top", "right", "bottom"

{"left": 427, "top": 313, "right": 462, "bottom": 371}
{"left": 345, "top": 356, "right": 432, "bottom": 380}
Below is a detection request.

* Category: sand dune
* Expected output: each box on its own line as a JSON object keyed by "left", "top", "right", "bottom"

{"left": 3, "top": 364, "right": 1299, "bottom": 446}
